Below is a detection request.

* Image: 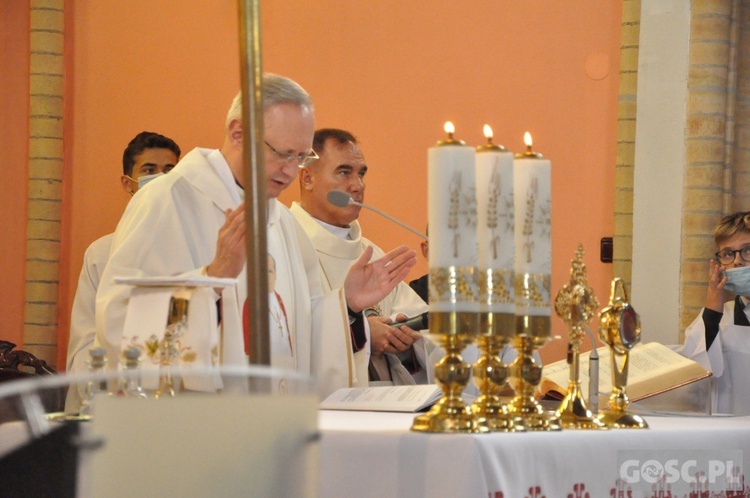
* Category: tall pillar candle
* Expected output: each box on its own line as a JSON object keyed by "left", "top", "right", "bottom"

{"left": 513, "top": 132, "right": 551, "bottom": 338}
{"left": 427, "top": 122, "right": 479, "bottom": 331}
{"left": 475, "top": 125, "right": 515, "bottom": 322}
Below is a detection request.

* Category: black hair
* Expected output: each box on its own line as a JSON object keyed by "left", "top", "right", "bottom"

{"left": 312, "top": 128, "right": 357, "bottom": 156}
{"left": 122, "top": 131, "right": 181, "bottom": 176}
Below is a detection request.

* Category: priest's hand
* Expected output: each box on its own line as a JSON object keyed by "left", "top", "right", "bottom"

{"left": 386, "top": 313, "right": 421, "bottom": 350}
{"left": 367, "top": 316, "right": 393, "bottom": 359}
{"left": 206, "top": 205, "right": 246, "bottom": 283}
{"left": 344, "top": 245, "right": 417, "bottom": 312}
{"left": 706, "top": 258, "right": 726, "bottom": 313}
{"left": 368, "top": 315, "right": 420, "bottom": 358}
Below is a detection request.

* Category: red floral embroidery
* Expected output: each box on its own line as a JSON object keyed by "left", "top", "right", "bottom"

{"left": 568, "top": 482, "right": 590, "bottom": 498}
{"left": 610, "top": 477, "right": 633, "bottom": 498}
{"left": 526, "top": 486, "right": 546, "bottom": 498}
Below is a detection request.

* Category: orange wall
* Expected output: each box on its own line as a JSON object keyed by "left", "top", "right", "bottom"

{"left": 62, "top": 0, "right": 621, "bottom": 366}
{"left": 0, "top": 1, "right": 29, "bottom": 346}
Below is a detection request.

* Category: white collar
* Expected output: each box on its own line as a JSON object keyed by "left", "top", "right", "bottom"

{"left": 315, "top": 218, "right": 353, "bottom": 240}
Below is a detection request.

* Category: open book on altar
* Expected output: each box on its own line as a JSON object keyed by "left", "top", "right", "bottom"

{"left": 538, "top": 342, "right": 711, "bottom": 402}
{"left": 320, "top": 384, "right": 443, "bottom": 412}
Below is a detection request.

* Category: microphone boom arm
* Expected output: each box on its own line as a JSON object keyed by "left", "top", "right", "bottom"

{"left": 355, "top": 200, "right": 427, "bottom": 239}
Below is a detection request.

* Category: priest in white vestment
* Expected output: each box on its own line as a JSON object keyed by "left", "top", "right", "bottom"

{"left": 94, "top": 74, "right": 416, "bottom": 397}
{"left": 292, "top": 128, "right": 443, "bottom": 386}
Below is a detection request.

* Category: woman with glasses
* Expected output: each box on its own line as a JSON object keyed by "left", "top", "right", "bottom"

{"left": 681, "top": 211, "right": 750, "bottom": 415}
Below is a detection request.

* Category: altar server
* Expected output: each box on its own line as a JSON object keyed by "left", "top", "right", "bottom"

{"left": 681, "top": 211, "right": 750, "bottom": 414}
{"left": 291, "top": 128, "right": 440, "bottom": 385}
{"left": 66, "top": 131, "right": 180, "bottom": 410}
{"left": 94, "top": 74, "right": 415, "bottom": 395}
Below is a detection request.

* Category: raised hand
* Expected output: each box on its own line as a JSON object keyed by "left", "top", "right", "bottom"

{"left": 206, "top": 204, "right": 246, "bottom": 281}
{"left": 344, "top": 245, "right": 417, "bottom": 312}
{"left": 706, "top": 258, "right": 726, "bottom": 313}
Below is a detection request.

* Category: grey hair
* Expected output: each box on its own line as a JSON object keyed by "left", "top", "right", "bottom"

{"left": 225, "top": 73, "right": 314, "bottom": 130}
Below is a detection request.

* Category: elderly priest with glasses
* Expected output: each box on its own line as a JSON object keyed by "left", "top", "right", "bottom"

{"left": 94, "top": 74, "right": 416, "bottom": 395}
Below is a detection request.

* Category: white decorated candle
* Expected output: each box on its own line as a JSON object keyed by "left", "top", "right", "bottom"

{"left": 513, "top": 132, "right": 551, "bottom": 336}
{"left": 427, "top": 121, "right": 479, "bottom": 313}
{"left": 475, "top": 125, "right": 515, "bottom": 315}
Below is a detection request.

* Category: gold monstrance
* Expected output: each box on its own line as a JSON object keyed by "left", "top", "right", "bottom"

{"left": 553, "top": 245, "right": 605, "bottom": 429}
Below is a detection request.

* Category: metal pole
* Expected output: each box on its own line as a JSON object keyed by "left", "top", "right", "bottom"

{"left": 237, "top": 0, "right": 270, "bottom": 366}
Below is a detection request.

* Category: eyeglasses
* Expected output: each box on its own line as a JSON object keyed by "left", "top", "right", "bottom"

{"left": 265, "top": 141, "right": 319, "bottom": 168}
{"left": 715, "top": 246, "right": 750, "bottom": 265}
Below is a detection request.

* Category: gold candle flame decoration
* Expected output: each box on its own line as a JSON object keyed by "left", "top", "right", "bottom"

{"left": 515, "top": 132, "right": 544, "bottom": 159}
{"left": 476, "top": 124, "right": 506, "bottom": 153}
{"left": 445, "top": 121, "right": 455, "bottom": 137}
{"left": 437, "top": 121, "right": 466, "bottom": 146}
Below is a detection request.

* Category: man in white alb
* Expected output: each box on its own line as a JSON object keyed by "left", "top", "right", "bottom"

{"left": 292, "top": 128, "right": 441, "bottom": 385}
{"left": 94, "top": 74, "right": 416, "bottom": 395}
{"left": 66, "top": 131, "right": 180, "bottom": 410}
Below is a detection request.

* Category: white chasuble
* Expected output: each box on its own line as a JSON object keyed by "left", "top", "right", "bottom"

{"left": 290, "top": 202, "right": 442, "bottom": 386}
{"left": 268, "top": 199, "right": 362, "bottom": 395}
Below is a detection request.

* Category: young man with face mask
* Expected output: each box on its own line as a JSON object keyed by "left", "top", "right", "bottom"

{"left": 65, "top": 131, "right": 180, "bottom": 411}
{"left": 681, "top": 211, "right": 750, "bottom": 414}
{"left": 120, "top": 131, "right": 181, "bottom": 195}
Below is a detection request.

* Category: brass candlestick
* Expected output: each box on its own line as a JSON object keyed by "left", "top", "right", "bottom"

{"left": 597, "top": 278, "right": 648, "bottom": 429}
{"left": 470, "top": 269, "right": 522, "bottom": 432}
{"left": 471, "top": 129, "right": 520, "bottom": 432}
{"left": 507, "top": 274, "right": 561, "bottom": 431}
{"left": 553, "top": 245, "right": 605, "bottom": 430}
{"left": 411, "top": 308, "right": 478, "bottom": 433}
{"left": 414, "top": 123, "right": 480, "bottom": 433}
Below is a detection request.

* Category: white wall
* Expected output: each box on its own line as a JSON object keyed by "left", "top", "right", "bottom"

{"left": 632, "top": 0, "right": 691, "bottom": 345}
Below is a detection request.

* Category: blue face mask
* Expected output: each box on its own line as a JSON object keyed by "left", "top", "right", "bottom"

{"left": 723, "top": 265, "right": 750, "bottom": 296}
{"left": 136, "top": 172, "right": 164, "bottom": 191}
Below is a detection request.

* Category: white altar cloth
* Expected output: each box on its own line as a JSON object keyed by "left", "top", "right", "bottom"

{"left": 3, "top": 410, "right": 750, "bottom": 497}
{"left": 318, "top": 410, "right": 750, "bottom": 497}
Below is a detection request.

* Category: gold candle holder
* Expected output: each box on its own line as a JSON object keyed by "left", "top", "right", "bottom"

{"left": 470, "top": 271, "right": 523, "bottom": 432}
{"left": 154, "top": 292, "right": 189, "bottom": 399}
{"left": 553, "top": 245, "right": 605, "bottom": 430}
{"left": 415, "top": 122, "right": 481, "bottom": 433}
{"left": 411, "top": 308, "right": 479, "bottom": 433}
{"left": 597, "top": 278, "right": 648, "bottom": 429}
{"left": 507, "top": 134, "right": 558, "bottom": 431}
{"left": 471, "top": 312, "right": 521, "bottom": 432}
{"left": 471, "top": 127, "right": 520, "bottom": 432}
{"left": 507, "top": 274, "right": 561, "bottom": 431}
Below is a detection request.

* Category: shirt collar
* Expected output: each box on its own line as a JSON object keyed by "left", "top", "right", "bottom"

{"left": 316, "top": 218, "right": 353, "bottom": 240}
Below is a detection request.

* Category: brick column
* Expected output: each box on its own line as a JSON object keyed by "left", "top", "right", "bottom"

{"left": 680, "top": 0, "right": 737, "bottom": 335}
{"left": 732, "top": 2, "right": 750, "bottom": 211}
{"left": 613, "top": 0, "right": 642, "bottom": 288}
{"left": 24, "top": 0, "right": 65, "bottom": 367}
